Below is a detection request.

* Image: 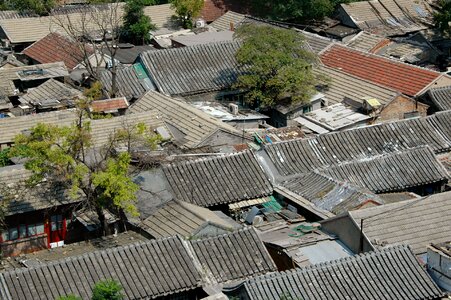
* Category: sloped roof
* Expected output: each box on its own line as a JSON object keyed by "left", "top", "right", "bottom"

{"left": 314, "top": 65, "right": 400, "bottom": 105}
{"left": 0, "top": 109, "right": 165, "bottom": 146}
{"left": 239, "top": 245, "right": 443, "bottom": 300}
{"left": 339, "top": 0, "right": 432, "bottom": 36}
{"left": 172, "top": 30, "right": 235, "bottom": 47}
{"left": 138, "top": 200, "right": 237, "bottom": 238}
{"left": 100, "top": 65, "right": 150, "bottom": 100}
{"left": 191, "top": 228, "right": 277, "bottom": 283}
{"left": 0, "top": 228, "right": 276, "bottom": 299}
{"left": 320, "top": 45, "right": 442, "bottom": 97}
{"left": 128, "top": 91, "right": 239, "bottom": 148}
{"left": 264, "top": 111, "right": 451, "bottom": 177}
{"left": 139, "top": 41, "right": 241, "bottom": 96}
{"left": 299, "top": 31, "right": 335, "bottom": 54}
{"left": 428, "top": 86, "right": 451, "bottom": 111}
{"left": 321, "top": 146, "right": 449, "bottom": 193}
{"left": 163, "top": 151, "right": 273, "bottom": 207}
{"left": 0, "top": 62, "right": 68, "bottom": 97}
{"left": 90, "top": 97, "right": 129, "bottom": 113}
{"left": 0, "top": 236, "right": 202, "bottom": 300}
{"left": 19, "top": 79, "right": 82, "bottom": 106}
{"left": 0, "top": 4, "right": 175, "bottom": 44}
{"left": 23, "top": 32, "right": 92, "bottom": 69}
{"left": 345, "top": 31, "right": 388, "bottom": 52}
{"left": 210, "top": 11, "right": 245, "bottom": 31}
{"left": 350, "top": 191, "right": 451, "bottom": 254}
{"left": 281, "top": 172, "right": 382, "bottom": 215}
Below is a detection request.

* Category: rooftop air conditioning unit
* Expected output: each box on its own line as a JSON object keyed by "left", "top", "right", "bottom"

{"left": 195, "top": 18, "right": 206, "bottom": 28}
{"left": 229, "top": 103, "right": 239, "bottom": 115}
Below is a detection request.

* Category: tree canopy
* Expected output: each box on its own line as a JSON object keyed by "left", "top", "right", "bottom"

{"left": 8, "top": 98, "right": 161, "bottom": 234}
{"left": 92, "top": 279, "right": 123, "bottom": 300}
{"left": 170, "top": 0, "right": 203, "bottom": 28}
{"left": 123, "top": 0, "right": 156, "bottom": 44}
{"left": 434, "top": 0, "right": 451, "bottom": 36}
{"left": 6, "top": 0, "right": 55, "bottom": 15}
{"left": 234, "top": 24, "right": 318, "bottom": 108}
{"left": 251, "top": 0, "right": 355, "bottom": 23}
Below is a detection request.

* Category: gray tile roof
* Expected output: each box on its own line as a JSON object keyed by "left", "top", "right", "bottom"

{"left": 128, "top": 91, "right": 239, "bottom": 148}
{"left": 0, "top": 62, "right": 68, "bottom": 97}
{"left": 138, "top": 200, "right": 237, "bottom": 238}
{"left": 0, "top": 236, "right": 202, "bottom": 300}
{"left": 320, "top": 146, "right": 449, "bottom": 194}
{"left": 238, "top": 245, "right": 443, "bottom": 300}
{"left": 191, "top": 227, "right": 277, "bottom": 284}
{"left": 0, "top": 165, "right": 78, "bottom": 216}
{"left": 0, "top": 109, "right": 165, "bottom": 146}
{"left": 264, "top": 111, "right": 451, "bottom": 177}
{"left": 100, "top": 66, "right": 149, "bottom": 100}
{"left": 349, "top": 191, "right": 451, "bottom": 254}
{"left": 281, "top": 172, "right": 382, "bottom": 215}
{"left": 0, "top": 228, "right": 275, "bottom": 299}
{"left": 19, "top": 79, "right": 82, "bottom": 107}
{"left": 345, "top": 31, "right": 387, "bottom": 52}
{"left": 210, "top": 11, "right": 246, "bottom": 32}
{"left": 139, "top": 41, "right": 241, "bottom": 96}
{"left": 428, "top": 86, "right": 451, "bottom": 111}
{"left": 314, "top": 65, "right": 400, "bottom": 105}
{"left": 163, "top": 151, "right": 273, "bottom": 207}
{"left": 300, "top": 31, "right": 335, "bottom": 54}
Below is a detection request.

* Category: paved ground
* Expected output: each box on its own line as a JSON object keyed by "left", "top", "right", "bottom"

{"left": 0, "top": 230, "right": 149, "bottom": 272}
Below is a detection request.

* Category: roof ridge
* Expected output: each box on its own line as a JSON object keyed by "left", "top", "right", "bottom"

{"left": 142, "top": 40, "right": 241, "bottom": 57}
{"left": 164, "top": 149, "right": 254, "bottom": 167}
{"left": 189, "top": 226, "right": 254, "bottom": 244}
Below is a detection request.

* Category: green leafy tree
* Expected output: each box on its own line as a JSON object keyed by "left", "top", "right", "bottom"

{"left": 8, "top": 99, "right": 161, "bottom": 235}
{"left": 0, "top": 148, "right": 11, "bottom": 167}
{"left": 92, "top": 279, "right": 123, "bottom": 300}
{"left": 170, "top": 0, "right": 203, "bottom": 28}
{"left": 434, "top": 0, "right": 451, "bottom": 36}
{"left": 251, "top": 0, "right": 355, "bottom": 22}
{"left": 8, "top": 0, "right": 55, "bottom": 15}
{"left": 234, "top": 24, "right": 318, "bottom": 108}
{"left": 123, "top": 0, "right": 156, "bottom": 44}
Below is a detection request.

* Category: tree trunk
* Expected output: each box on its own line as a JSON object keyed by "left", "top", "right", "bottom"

{"left": 95, "top": 206, "right": 110, "bottom": 236}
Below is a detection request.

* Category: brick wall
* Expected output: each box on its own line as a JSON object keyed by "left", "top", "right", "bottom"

{"left": 1, "top": 234, "right": 48, "bottom": 257}
{"left": 379, "top": 95, "right": 428, "bottom": 122}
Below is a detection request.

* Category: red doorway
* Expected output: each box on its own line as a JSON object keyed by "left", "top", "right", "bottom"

{"left": 46, "top": 214, "right": 66, "bottom": 248}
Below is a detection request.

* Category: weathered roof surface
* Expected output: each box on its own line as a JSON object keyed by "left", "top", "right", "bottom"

{"left": 345, "top": 31, "right": 388, "bottom": 52}
{"left": 314, "top": 65, "right": 400, "bottom": 105}
{"left": 163, "top": 151, "right": 273, "bottom": 207}
{"left": 210, "top": 11, "right": 246, "bottom": 31}
{"left": 0, "top": 236, "right": 202, "bottom": 300}
{"left": 0, "top": 228, "right": 276, "bottom": 299}
{"left": 23, "top": 32, "right": 92, "bottom": 69}
{"left": 321, "top": 146, "right": 449, "bottom": 193}
{"left": 19, "top": 79, "right": 82, "bottom": 106}
{"left": 299, "top": 31, "right": 335, "bottom": 54}
{"left": 320, "top": 45, "right": 442, "bottom": 97}
{"left": 0, "top": 4, "right": 175, "bottom": 44}
{"left": 350, "top": 191, "right": 451, "bottom": 254}
{"left": 0, "top": 109, "right": 164, "bottom": 146}
{"left": 139, "top": 41, "right": 241, "bottom": 96}
{"left": 340, "top": 0, "right": 431, "bottom": 36}
{"left": 0, "top": 10, "right": 34, "bottom": 19}
{"left": 100, "top": 65, "right": 150, "bottom": 100}
{"left": 0, "top": 62, "right": 68, "bottom": 97}
{"left": 103, "top": 44, "right": 155, "bottom": 64}
{"left": 90, "top": 97, "right": 129, "bottom": 113}
{"left": 191, "top": 228, "right": 277, "bottom": 283}
{"left": 172, "top": 30, "right": 235, "bottom": 47}
{"left": 239, "top": 245, "right": 443, "bottom": 300}
{"left": 428, "top": 86, "right": 451, "bottom": 111}
{"left": 264, "top": 111, "right": 451, "bottom": 176}
{"left": 138, "top": 200, "right": 236, "bottom": 238}
{"left": 128, "top": 91, "right": 238, "bottom": 148}
{"left": 142, "top": 4, "right": 177, "bottom": 29}
{"left": 281, "top": 172, "right": 382, "bottom": 215}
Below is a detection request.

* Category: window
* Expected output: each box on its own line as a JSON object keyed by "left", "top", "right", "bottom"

{"left": 19, "top": 225, "right": 27, "bottom": 238}
{"left": 303, "top": 105, "right": 312, "bottom": 114}
{"left": 9, "top": 227, "right": 18, "bottom": 240}
{"left": 51, "top": 215, "right": 63, "bottom": 231}
{"left": 1, "top": 222, "right": 46, "bottom": 242}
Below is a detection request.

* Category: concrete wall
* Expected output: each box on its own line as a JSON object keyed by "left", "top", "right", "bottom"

{"left": 320, "top": 214, "right": 373, "bottom": 254}
{"left": 378, "top": 95, "right": 428, "bottom": 122}
{"left": 1, "top": 234, "right": 48, "bottom": 257}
